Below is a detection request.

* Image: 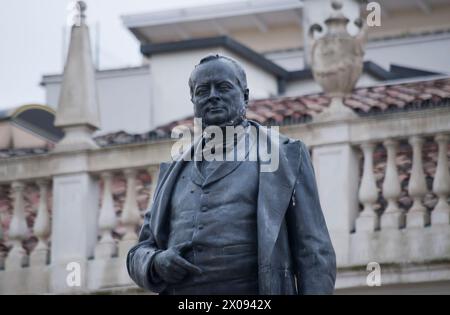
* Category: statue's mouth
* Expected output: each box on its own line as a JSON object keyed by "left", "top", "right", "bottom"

{"left": 207, "top": 106, "right": 226, "bottom": 114}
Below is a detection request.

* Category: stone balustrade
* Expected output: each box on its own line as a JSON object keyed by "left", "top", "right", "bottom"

{"left": 0, "top": 107, "right": 449, "bottom": 294}
{"left": 0, "top": 179, "right": 52, "bottom": 270}
{"left": 353, "top": 133, "right": 450, "bottom": 254}
{"left": 0, "top": 145, "right": 164, "bottom": 293}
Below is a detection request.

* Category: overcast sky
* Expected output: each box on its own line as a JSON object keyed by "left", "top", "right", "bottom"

{"left": 0, "top": 0, "right": 239, "bottom": 111}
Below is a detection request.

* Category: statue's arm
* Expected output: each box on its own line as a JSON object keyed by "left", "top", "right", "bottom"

{"left": 126, "top": 163, "right": 170, "bottom": 293}
{"left": 286, "top": 141, "right": 336, "bottom": 294}
{"left": 126, "top": 209, "right": 167, "bottom": 293}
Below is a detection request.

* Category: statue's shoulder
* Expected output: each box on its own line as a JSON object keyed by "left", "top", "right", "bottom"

{"left": 158, "top": 162, "right": 172, "bottom": 179}
{"left": 277, "top": 131, "right": 305, "bottom": 153}
{"left": 279, "top": 132, "right": 302, "bottom": 146}
{"left": 248, "top": 119, "right": 305, "bottom": 154}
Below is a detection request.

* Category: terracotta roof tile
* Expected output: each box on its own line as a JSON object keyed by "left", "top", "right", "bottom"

{"left": 1, "top": 78, "right": 449, "bottom": 153}
{"left": 382, "top": 96, "right": 406, "bottom": 108}
{"left": 424, "top": 88, "right": 450, "bottom": 98}
{"left": 84, "top": 77, "right": 450, "bottom": 146}
{"left": 385, "top": 89, "right": 416, "bottom": 103}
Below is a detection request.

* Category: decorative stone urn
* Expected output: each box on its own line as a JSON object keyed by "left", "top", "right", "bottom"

{"left": 309, "top": 0, "right": 367, "bottom": 121}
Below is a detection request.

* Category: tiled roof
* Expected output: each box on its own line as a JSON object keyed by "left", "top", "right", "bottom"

{"left": 1, "top": 77, "right": 450, "bottom": 153}
{"left": 95, "top": 77, "right": 450, "bottom": 147}
{"left": 0, "top": 147, "right": 49, "bottom": 159}
{"left": 248, "top": 77, "right": 450, "bottom": 122}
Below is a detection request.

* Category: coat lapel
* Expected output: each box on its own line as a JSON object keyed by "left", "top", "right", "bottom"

{"left": 255, "top": 124, "right": 301, "bottom": 266}
{"left": 203, "top": 131, "right": 256, "bottom": 186}
{"left": 150, "top": 138, "right": 199, "bottom": 248}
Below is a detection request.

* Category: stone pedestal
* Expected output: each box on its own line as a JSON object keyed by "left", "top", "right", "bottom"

{"left": 50, "top": 171, "right": 99, "bottom": 293}
{"left": 312, "top": 140, "right": 360, "bottom": 265}
{"left": 30, "top": 245, "right": 49, "bottom": 267}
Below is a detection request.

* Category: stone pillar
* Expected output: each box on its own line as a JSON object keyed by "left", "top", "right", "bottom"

{"left": 50, "top": 170, "right": 99, "bottom": 293}
{"left": 311, "top": 124, "right": 360, "bottom": 266}
{"left": 49, "top": 1, "right": 101, "bottom": 293}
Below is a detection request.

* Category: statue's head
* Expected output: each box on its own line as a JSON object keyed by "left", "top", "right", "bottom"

{"left": 189, "top": 55, "right": 249, "bottom": 128}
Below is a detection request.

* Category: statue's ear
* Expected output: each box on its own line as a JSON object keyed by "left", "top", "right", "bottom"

{"left": 244, "top": 88, "right": 249, "bottom": 105}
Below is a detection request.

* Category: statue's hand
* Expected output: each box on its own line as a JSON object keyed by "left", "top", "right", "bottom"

{"left": 153, "top": 241, "right": 202, "bottom": 284}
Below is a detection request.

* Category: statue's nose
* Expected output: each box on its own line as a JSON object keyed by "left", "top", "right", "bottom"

{"left": 208, "top": 86, "right": 220, "bottom": 101}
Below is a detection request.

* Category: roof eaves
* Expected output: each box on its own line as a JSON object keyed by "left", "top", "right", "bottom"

{"left": 140, "top": 36, "right": 288, "bottom": 78}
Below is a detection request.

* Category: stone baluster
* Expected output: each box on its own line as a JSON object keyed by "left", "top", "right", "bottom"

{"left": 0, "top": 205, "right": 4, "bottom": 269}
{"left": 355, "top": 142, "right": 379, "bottom": 232}
{"left": 119, "top": 169, "right": 141, "bottom": 256}
{"left": 95, "top": 172, "right": 118, "bottom": 258}
{"left": 380, "top": 139, "right": 404, "bottom": 229}
{"left": 146, "top": 166, "right": 160, "bottom": 210}
{"left": 5, "top": 181, "right": 28, "bottom": 270}
{"left": 30, "top": 180, "right": 51, "bottom": 266}
{"left": 407, "top": 136, "right": 429, "bottom": 228}
{"left": 431, "top": 134, "right": 450, "bottom": 225}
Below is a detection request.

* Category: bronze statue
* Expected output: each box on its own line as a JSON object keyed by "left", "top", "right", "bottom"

{"left": 127, "top": 55, "right": 336, "bottom": 295}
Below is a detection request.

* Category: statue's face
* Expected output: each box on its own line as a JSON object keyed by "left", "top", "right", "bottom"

{"left": 190, "top": 60, "right": 248, "bottom": 127}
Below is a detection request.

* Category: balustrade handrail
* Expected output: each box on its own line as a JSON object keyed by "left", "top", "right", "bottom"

{"left": 281, "top": 106, "right": 450, "bottom": 148}
{"left": 0, "top": 138, "right": 173, "bottom": 184}
{"left": 1, "top": 106, "right": 450, "bottom": 185}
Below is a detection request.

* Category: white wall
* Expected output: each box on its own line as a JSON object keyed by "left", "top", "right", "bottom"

{"left": 42, "top": 66, "right": 152, "bottom": 135}
{"left": 365, "top": 34, "right": 450, "bottom": 74}
{"left": 267, "top": 33, "right": 450, "bottom": 76}
{"left": 264, "top": 49, "right": 305, "bottom": 71}
{"left": 285, "top": 79, "right": 321, "bottom": 97}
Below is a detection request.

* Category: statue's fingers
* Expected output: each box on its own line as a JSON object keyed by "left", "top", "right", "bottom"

{"left": 173, "top": 241, "right": 194, "bottom": 255}
{"left": 166, "top": 272, "right": 185, "bottom": 284}
{"left": 173, "top": 256, "right": 203, "bottom": 275}
{"left": 169, "top": 264, "right": 188, "bottom": 277}
{"left": 165, "top": 265, "right": 187, "bottom": 282}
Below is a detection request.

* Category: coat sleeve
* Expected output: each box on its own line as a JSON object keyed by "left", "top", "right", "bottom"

{"left": 126, "top": 165, "right": 168, "bottom": 293}
{"left": 286, "top": 141, "right": 336, "bottom": 294}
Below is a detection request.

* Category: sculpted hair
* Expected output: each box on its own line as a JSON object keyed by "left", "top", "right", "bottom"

{"left": 188, "top": 54, "right": 248, "bottom": 98}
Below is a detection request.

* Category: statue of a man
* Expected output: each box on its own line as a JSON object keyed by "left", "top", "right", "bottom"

{"left": 127, "top": 55, "right": 336, "bottom": 295}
